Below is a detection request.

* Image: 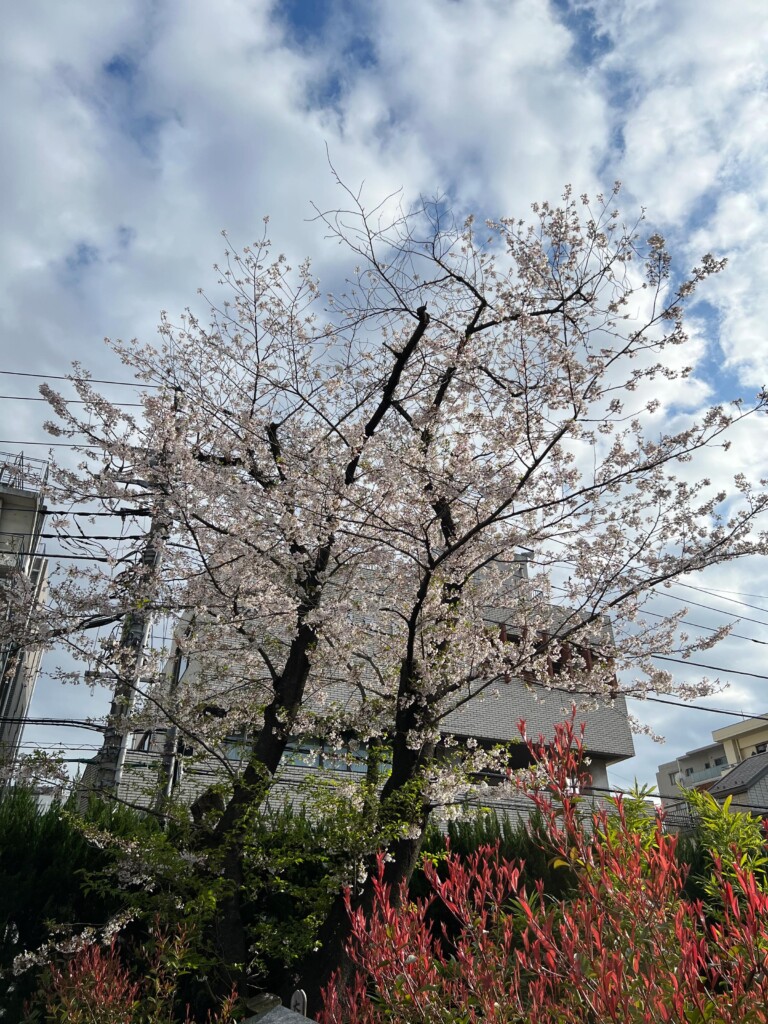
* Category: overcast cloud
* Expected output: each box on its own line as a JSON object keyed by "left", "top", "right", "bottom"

{"left": 3, "top": 0, "right": 768, "bottom": 789}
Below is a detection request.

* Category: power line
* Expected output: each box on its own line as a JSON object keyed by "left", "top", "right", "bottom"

{"left": 0, "top": 369, "right": 162, "bottom": 389}
{"left": 547, "top": 579, "right": 768, "bottom": 642}
{"left": 651, "top": 654, "right": 768, "bottom": 682}
{"left": 1, "top": 716, "right": 106, "bottom": 731}
{"left": 0, "top": 529, "right": 145, "bottom": 541}
{"left": 633, "top": 694, "right": 768, "bottom": 725}
{"left": 541, "top": 678, "right": 768, "bottom": 728}
{"left": 46, "top": 510, "right": 151, "bottom": 520}
{"left": 640, "top": 608, "right": 768, "bottom": 646}
{"left": 0, "top": 505, "right": 152, "bottom": 517}
{"left": 19, "top": 757, "right": 95, "bottom": 765}
{"left": 15, "top": 746, "right": 102, "bottom": 756}
{"left": 540, "top": 538, "right": 768, "bottom": 628}
{"left": 681, "top": 584, "right": 768, "bottom": 601}
{"left": 638, "top": 589, "right": 768, "bottom": 629}
{"left": 35, "top": 552, "right": 129, "bottom": 562}
{"left": 649, "top": 591, "right": 768, "bottom": 628}
{"left": 643, "top": 589, "right": 768, "bottom": 626}
{"left": 668, "top": 580, "right": 768, "bottom": 617}
{"left": 0, "top": 441, "right": 103, "bottom": 448}
{"left": 0, "top": 395, "right": 143, "bottom": 407}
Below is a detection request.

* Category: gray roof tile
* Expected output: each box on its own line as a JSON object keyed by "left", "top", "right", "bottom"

{"left": 709, "top": 751, "right": 768, "bottom": 796}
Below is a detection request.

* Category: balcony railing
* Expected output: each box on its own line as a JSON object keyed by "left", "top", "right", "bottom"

{"left": 0, "top": 451, "right": 48, "bottom": 493}
{"left": 677, "top": 763, "right": 733, "bottom": 787}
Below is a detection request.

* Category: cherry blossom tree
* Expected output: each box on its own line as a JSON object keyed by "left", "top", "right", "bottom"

{"left": 16, "top": 182, "right": 768, "bottom": 993}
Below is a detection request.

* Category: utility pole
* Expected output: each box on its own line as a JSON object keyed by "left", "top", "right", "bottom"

{"left": 152, "top": 620, "right": 192, "bottom": 814}
{"left": 94, "top": 520, "right": 166, "bottom": 795}
{"left": 90, "top": 388, "right": 181, "bottom": 800}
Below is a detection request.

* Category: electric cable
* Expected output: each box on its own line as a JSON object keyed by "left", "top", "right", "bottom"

{"left": 667, "top": 579, "right": 768, "bottom": 616}
{"left": 0, "top": 716, "right": 105, "bottom": 731}
{"left": 546, "top": 577, "right": 768, "bottom": 631}
{"left": 538, "top": 538, "right": 768, "bottom": 627}
{"left": 0, "top": 505, "right": 151, "bottom": 516}
{"left": 0, "top": 369, "right": 162, "bottom": 388}
{"left": 638, "top": 607, "right": 768, "bottom": 646}
{"left": 0, "top": 529, "right": 145, "bottom": 541}
{"left": 0, "top": 440, "right": 107, "bottom": 448}
{"left": 28, "top": 552, "right": 129, "bottom": 562}
{"left": 0, "top": 394, "right": 143, "bottom": 406}
{"left": 650, "top": 654, "right": 768, "bottom": 681}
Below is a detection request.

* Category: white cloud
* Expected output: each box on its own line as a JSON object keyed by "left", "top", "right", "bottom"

{"left": 353, "top": 0, "right": 609, "bottom": 213}
{"left": 576, "top": 0, "right": 768, "bottom": 382}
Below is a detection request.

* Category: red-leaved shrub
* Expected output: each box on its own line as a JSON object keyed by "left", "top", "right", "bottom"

{"left": 322, "top": 717, "right": 768, "bottom": 1024}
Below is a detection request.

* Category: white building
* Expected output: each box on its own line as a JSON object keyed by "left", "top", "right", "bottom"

{"left": 656, "top": 711, "right": 768, "bottom": 826}
{"left": 0, "top": 451, "right": 49, "bottom": 778}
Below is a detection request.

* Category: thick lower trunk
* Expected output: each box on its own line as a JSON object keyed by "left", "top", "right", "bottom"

{"left": 215, "top": 841, "right": 248, "bottom": 983}
{"left": 299, "top": 722, "right": 437, "bottom": 1015}
{"left": 201, "top": 693, "right": 301, "bottom": 999}
{"left": 196, "top": 617, "right": 322, "bottom": 998}
{"left": 298, "top": 820, "right": 430, "bottom": 1016}
{"left": 203, "top": 755, "right": 279, "bottom": 1000}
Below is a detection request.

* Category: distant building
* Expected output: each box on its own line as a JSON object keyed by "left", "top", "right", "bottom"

{"left": 656, "top": 741, "right": 732, "bottom": 801}
{"left": 706, "top": 752, "right": 768, "bottom": 814}
{"left": 656, "top": 711, "right": 768, "bottom": 824}
{"left": 711, "top": 715, "right": 768, "bottom": 765}
{"left": 0, "top": 452, "right": 49, "bottom": 780}
{"left": 81, "top": 676, "right": 635, "bottom": 822}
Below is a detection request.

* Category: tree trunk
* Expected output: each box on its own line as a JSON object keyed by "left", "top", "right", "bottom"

{"left": 299, "top": 706, "right": 437, "bottom": 1014}
{"left": 298, "top": 818, "right": 431, "bottom": 1016}
{"left": 202, "top": 621, "right": 319, "bottom": 998}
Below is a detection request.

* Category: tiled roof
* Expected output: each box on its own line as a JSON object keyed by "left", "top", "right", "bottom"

{"left": 708, "top": 751, "right": 768, "bottom": 796}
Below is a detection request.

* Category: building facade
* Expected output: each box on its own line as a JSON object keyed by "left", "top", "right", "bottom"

{"left": 82, "top": 635, "right": 636, "bottom": 820}
{"left": 656, "top": 711, "right": 768, "bottom": 822}
{"left": 0, "top": 451, "right": 49, "bottom": 779}
{"left": 656, "top": 741, "right": 732, "bottom": 802}
{"left": 706, "top": 752, "right": 768, "bottom": 813}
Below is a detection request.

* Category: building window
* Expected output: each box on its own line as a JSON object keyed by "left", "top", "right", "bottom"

{"left": 756, "top": 743, "right": 767, "bottom": 754}
{"left": 135, "top": 730, "right": 153, "bottom": 752}
{"left": 282, "top": 740, "right": 320, "bottom": 769}
{"left": 223, "top": 735, "right": 251, "bottom": 762}
{"left": 714, "top": 756, "right": 726, "bottom": 766}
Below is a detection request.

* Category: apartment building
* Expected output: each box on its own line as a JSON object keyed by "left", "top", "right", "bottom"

{"left": 80, "top": 673, "right": 635, "bottom": 821}
{"left": 656, "top": 741, "right": 732, "bottom": 803}
{"left": 656, "top": 711, "right": 768, "bottom": 820}
{"left": 0, "top": 451, "right": 49, "bottom": 779}
{"left": 710, "top": 716, "right": 768, "bottom": 766}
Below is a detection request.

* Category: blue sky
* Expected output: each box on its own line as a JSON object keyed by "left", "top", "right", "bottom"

{"left": 2, "top": 0, "right": 768, "bottom": 789}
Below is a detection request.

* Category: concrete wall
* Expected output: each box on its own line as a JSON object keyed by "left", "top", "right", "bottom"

{"left": 441, "top": 676, "right": 634, "bottom": 762}
{"left": 655, "top": 743, "right": 729, "bottom": 803}
{"left": 86, "top": 744, "right": 618, "bottom": 835}
{"left": 712, "top": 716, "right": 768, "bottom": 765}
{"left": 0, "top": 489, "right": 48, "bottom": 771}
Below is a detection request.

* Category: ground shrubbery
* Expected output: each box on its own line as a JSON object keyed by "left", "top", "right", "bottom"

{"left": 322, "top": 721, "right": 768, "bottom": 1024}
{"left": 7, "top": 721, "right": 768, "bottom": 1022}
{"left": 0, "top": 787, "right": 162, "bottom": 1018}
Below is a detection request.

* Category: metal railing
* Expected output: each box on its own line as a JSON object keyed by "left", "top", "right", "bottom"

{"left": 676, "top": 763, "right": 733, "bottom": 788}
{"left": 0, "top": 450, "right": 48, "bottom": 492}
